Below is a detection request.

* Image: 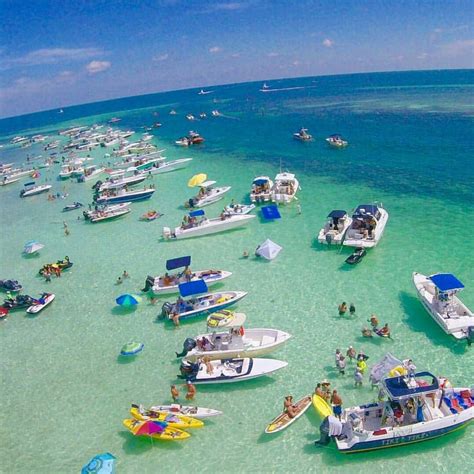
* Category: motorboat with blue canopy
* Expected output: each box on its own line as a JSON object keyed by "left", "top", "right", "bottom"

{"left": 250, "top": 176, "right": 273, "bottom": 203}
{"left": 143, "top": 256, "right": 231, "bottom": 295}
{"left": 314, "top": 357, "right": 474, "bottom": 453}
{"left": 167, "top": 256, "right": 191, "bottom": 271}
{"left": 318, "top": 209, "right": 352, "bottom": 245}
{"left": 413, "top": 272, "right": 474, "bottom": 342}
{"left": 343, "top": 203, "right": 389, "bottom": 248}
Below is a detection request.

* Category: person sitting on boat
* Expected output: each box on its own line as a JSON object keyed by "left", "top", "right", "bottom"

{"left": 163, "top": 273, "right": 173, "bottom": 286}
{"left": 393, "top": 406, "right": 404, "bottom": 426}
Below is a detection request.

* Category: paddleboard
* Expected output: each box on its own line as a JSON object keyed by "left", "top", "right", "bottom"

{"left": 265, "top": 395, "right": 312, "bottom": 434}
{"left": 312, "top": 394, "right": 332, "bottom": 418}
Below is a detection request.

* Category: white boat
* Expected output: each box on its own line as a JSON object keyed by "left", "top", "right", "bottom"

{"left": 20, "top": 182, "right": 52, "bottom": 197}
{"left": 179, "top": 357, "right": 288, "bottom": 384}
{"left": 343, "top": 204, "right": 389, "bottom": 248}
{"left": 271, "top": 172, "right": 299, "bottom": 204}
{"left": 95, "top": 187, "right": 155, "bottom": 204}
{"left": 147, "top": 404, "right": 222, "bottom": 419}
{"left": 146, "top": 158, "right": 192, "bottom": 175}
{"left": 59, "top": 165, "right": 74, "bottom": 179}
{"left": 198, "top": 89, "right": 213, "bottom": 95}
{"left": 89, "top": 207, "right": 131, "bottom": 223}
{"left": 211, "top": 110, "right": 221, "bottom": 116}
{"left": 142, "top": 133, "right": 153, "bottom": 141}
{"left": 179, "top": 328, "right": 292, "bottom": 362}
{"left": 250, "top": 176, "right": 273, "bottom": 203}
{"left": 77, "top": 166, "right": 104, "bottom": 182}
{"left": 145, "top": 270, "right": 232, "bottom": 295}
{"left": 260, "top": 83, "right": 270, "bottom": 92}
{"left": 26, "top": 293, "right": 55, "bottom": 314}
{"left": 326, "top": 134, "right": 348, "bottom": 148}
{"left": 413, "top": 272, "right": 474, "bottom": 342}
{"left": 83, "top": 202, "right": 132, "bottom": 219}
{"left": 186, "top": 114, "right": 196, "bottom": 121}
{"left": 223, "top": 203, "right": 255, "bottom": 215}
{"left": 98, "top": 173, "right": 146, "bottom": 191}
{"left": 293, "top": 128, "right": 313, "bottom": 141}
{"left": 317, "top": 210, "right": 353, "bottom": 245}
{"left": 163, "top": 212, "right": 255, "bottom": 240}
{"left": 175, "top": 137, "right": 190, "bottom": 147}
{"left": 318, "top": 367, "right": 474, "bottom": 453}
{"left": 185, "top": 181, "right": 231, "bottom": 208}
{"left": 4, "top": 168, "right": 34, "bottom": 180}
{"left": 0, "top": 176, "right": 21, "bottom": 186}
{"left": 161, "top": 290, "right": 248, "bottom": 321}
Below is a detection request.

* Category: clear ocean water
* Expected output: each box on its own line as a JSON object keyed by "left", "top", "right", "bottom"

{"left": 1, "top": 70, "right": 473, "bottom": 473}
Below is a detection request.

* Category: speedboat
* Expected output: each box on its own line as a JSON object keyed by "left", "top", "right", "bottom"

{"left": 146, "top": 158, "right": 192, "bottom": 175}
{"left": 143, "top": 256, "right": 231, "bottom": 295}
{"left": 0, "top": 176, "right": 21, "bottom": 186}
{"left": 26, "top": 293, "right": 55, "bottom": 314}
{"left": 343, "top": 204, "right": 389, "bottom": 248}
{"left": 250, "top": 176, "right": 273, "bottom": 203}
{"left": 185, "top": 181, "right": 231, "bottom": 208}
{"left": 326, "top": 134, "right": 348, "bottom": 148}
{"left": 145, "top": 404, "right": 222, "bottom": 419}
{"left": 413, "top": 272, "right": 474, "bottom": 343}
{"left": 198, "top": 89, "right": 212, "bottom": 95}
{"left": 315, "top": 363, "right": 474, "bottom": 453}
{"left": 77, "top": 166, "right": 104, "bottom": 182}
{"left": 178, "top": 357, "right": 288, "bottom": 384}
{"left": 260, "top": 83, "right": 270, "bottom": 92}
{"left": 223, "top": 203, "right": 255, "bottom": 216}
{"left": 89, "top": 207, "right": 131, "bottom": 223}
{"left": 211, "top": 110, "right": 221, "bottom": 116}
{"left": 161, "top": 290, "right": 248, "bottom": 321}
{"left": 62, "top": 202, "right": 83, "bottom": 212}
{"left": 59, "top": 165, "right": 74, "bottom": 179}
{"left": 94, "top": 187, "right": 155, "bottom": 204}
{"left": 177, "top": 327, "right": 292, "bottom": 362}
{"left": 97, "top": 173, "right": 146, "bottom": 191}
{"left": 83, "top": 202, "right": 132, "bottom": 220}
{"left": 176, "top": 131, "right": 204, "bottom": 146}
{"left": 293, "top": 128, "right": 313, "bottom": 141}
{"left": 271, "top": 172, "right": 299, "bottom": 204}
{"left": 20, "top": 182, "right": 52, "bottom": 197}
{"left": 186, "top": 114, "right": 196, "bottom": 121}
{"left": 163, "top": 210, "right": 255, "bottom": 240}
{"left": 317, "top": 210, "right": 352, "bottom": 245}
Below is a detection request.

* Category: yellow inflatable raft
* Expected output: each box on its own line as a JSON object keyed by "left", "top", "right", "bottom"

{"left": 130, "top": 406, "right": 204, "bottom": 429}
{"left": 123, "top": 418, "right": 190, "bottom": 441}
{"left": 312, "top": 394, "right": 333, "bottom": 418}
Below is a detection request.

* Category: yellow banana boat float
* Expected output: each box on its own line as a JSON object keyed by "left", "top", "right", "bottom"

{"left": 123, "top": 418, "right": 190, "bottom": 441}
{"left": 312, "top": 394, "right": 333, "bottom": 418}
{"left": 130, "top": 405, "right": 204, "bottom": 429}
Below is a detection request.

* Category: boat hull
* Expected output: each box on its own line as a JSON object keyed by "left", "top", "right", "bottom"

{"left": 343, "top": 208, "right": 389, "bottom": 248}
{"left": 150, "top": 270, "right": 232, "bottom": 295}
{"left": 96, "top": 190, "right": 154, "bottom": 204}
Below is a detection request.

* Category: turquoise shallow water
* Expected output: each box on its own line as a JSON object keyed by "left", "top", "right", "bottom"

{"left": 1, "top": 70, "right": 473, "bottom": 473}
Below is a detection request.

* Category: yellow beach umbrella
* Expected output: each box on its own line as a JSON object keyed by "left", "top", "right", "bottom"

{"left": 188, "top": 173, "right": 207, "bottom": 188}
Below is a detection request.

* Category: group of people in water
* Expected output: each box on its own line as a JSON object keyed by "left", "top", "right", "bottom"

{"left": 313, "top": 382, "right": 344, "bottom": 420}
{"left": 170, "top": 382, "right": 196, "bottom": 401}
{"left": 338, "top": 302, "right": 392, "bottom": 338}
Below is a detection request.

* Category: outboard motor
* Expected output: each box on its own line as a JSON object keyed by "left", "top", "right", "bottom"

{"left": 315, "top": 416, "right": 331, "bottom": 446}
{"left": 92, "top": 180, "right": 102, "bottom": 191}
{"left": 161, "top": 302, "right": 173, "bottom": 318}
{"left": 467, "top": 326, "right": 474, "bottom": 347}
{"left": 162, "top": 227, "right": 171, "bottom": 239}
{"left": 179, "top": 360, "right": 199, "bottom": 379}
{"left": 325, "top": 234, "right": 333, "bottom": 245}
{"left": 176, "top": 338, "right": 197, "bottom": 358}
{"left": 142, "top": 276, "right": 155, "bottom": 293}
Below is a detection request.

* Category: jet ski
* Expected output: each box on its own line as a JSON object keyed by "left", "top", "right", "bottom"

{"left": 345, "top": 248, "right": 367, "bottom": 265}
{"left": 62, "top": 202, "right": 83, "bottom": 212}
{"left": 39, "top": 257, "right": 73, "bottom": 275}
{"left": 0, "top": 279, "right": 23, "bottom": 292}
{"left": 2, "top": 294, "right": 36, "bottom": 310}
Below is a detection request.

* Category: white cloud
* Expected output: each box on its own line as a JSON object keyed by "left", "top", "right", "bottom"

{"left": 2, "top": 47, "right": 104, "bottom": 69}
{"left": 153, "top": 53, "right": 169, "bottom": 62}
{"left": 438, "top": 39, "right": 474, "bottom": 56}
{"left": 267, "top": 52, "right": 279, "bottom": 57}
{"left": 86, "top": 60, "right": 111, "bottom": 74}
{"left": 322, "top": 39, "right": 334, "bottom": 48}
{"left": 207, "top": 2, "right": 248, "bottom": 11}
{"left": 209, "top": 46, "right": 222, "bottom": 53}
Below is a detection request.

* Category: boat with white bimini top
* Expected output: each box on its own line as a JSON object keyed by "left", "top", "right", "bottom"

{"left": 88, "top": 206, "right": 131, "bottom": 223}
{"left": 146, "top": 404, "right": 222, "bottom": 419}
{"left": 315, "top": 355, "right": 474, "bottom": 453}
{"left": 97, "top": 173, "right": 146, "bottom": 191}
{"left": 142, "top": 255, "right": 231, "bottom": 295}
{"left": 343, "top": 204, "right": 389, "bottom": 248}
{"left": 318, "top": 210, "right": 353, "bottom": 245}
{"left": 271, "top": 172, "right": 299, "bottom": 204}
{"left": 177, "top": 327, "right": 292, "bottom": 362}
{"left": 83, "top": 202, "right": 132, "bottom": 220}
{"left": 163, "top": 209, "right": 255, "bottom": 240}
{"left": 293, "top": 128, "right": 313, "bottom": 141}
{"left": 146, "top": 158, "right": 192, "bottom": 175}
{"left": 77, "top": 165, "right": 104, "bottom": 182}
{"left": 223, "top": 203, "right": 255, "bottom": 216}
{"left": 250, "top": 176, "right": 273, "bottom": 203}
{"left": 326, "top": 134, "right": 348, "bottom": 148}
{"left": 413, "top": 272, "right": 474, "bottom": 344}
{"left": 94, "top": 187, "right": 155, "bottom": 204}
{"left": 161, "top": 280, "right": 247, "bottom": 321}
{"left": 20, "top": 182, "right": 52, "bottom": 197}
{"left": 185, "top": 181, "right": 231, "bottom": 208}
{"left": 179, "top": 357, "right": 288, "bottom": 384}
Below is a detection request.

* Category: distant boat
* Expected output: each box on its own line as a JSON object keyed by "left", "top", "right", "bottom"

{"left": 198, "top": 89, "right": 213, "bottom": 95}
{"left": 260, "top": 83, "right": 270, "bottom": 92}
{"left": 58, "top": 109, "right": 64, "bottom": 114}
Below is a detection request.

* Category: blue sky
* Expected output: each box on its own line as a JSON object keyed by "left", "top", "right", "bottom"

{"left": 1, "top": 0, "right": 473, "bottom": 117}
